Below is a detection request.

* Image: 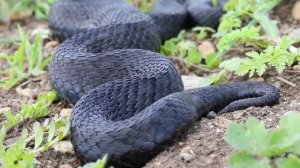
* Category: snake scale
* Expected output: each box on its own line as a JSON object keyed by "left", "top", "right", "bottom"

{"left": 48, "top": 0, "right": 280, "bottom": 167}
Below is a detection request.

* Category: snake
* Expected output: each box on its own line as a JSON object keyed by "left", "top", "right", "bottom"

{"left": 48, "top": 0, "right": 280, "bottom": 167}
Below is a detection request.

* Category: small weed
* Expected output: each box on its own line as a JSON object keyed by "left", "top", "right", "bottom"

{"left": 0, "top": 28, "right": 51, "bottom": 90}
{"left": 220, "top": 37, "right": 300, "bottom": 77}
{"left": 0, "top": 118, "right": 70, "bottom": 168}
{"left": 80, "top": 155, "right": 108, "bottom": 168}
{"left": 161, "top": 0, "right": 295, "bottom": 87}
{"left": 2, "top": 91, "right": 57, "bottom": 131}
{"left": 127, "top": 0, "right": 156, "bottom": 12}
{"left": 226, "top": 111, "right": 300, "bottom": 168}
{"left": 161, "top": 29, "right": 220, "bottom": 68}
{"left": 0, "top": 0, "right": 56, "bottom": 22}
{"left": 0, "top": 91, "right": 70, "bottom": 168}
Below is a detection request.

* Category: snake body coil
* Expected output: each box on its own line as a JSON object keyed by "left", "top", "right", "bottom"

{"left": 49, "top": 0, "right": 279, "bottom": 167}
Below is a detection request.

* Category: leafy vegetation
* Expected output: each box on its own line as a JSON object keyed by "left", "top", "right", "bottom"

{"left": 0, "top": 0, "right": 56, "bottom": 22}
{"left": 2, "top": 91, "right": 57, "bottom": 131}
{"left": 0, "top": 118, "right": 70, "bottom": 167}
{"left": 127, "top": 0, "right": 156, "bottom": 12}
{"left": 0, "top": 91, "right": 72, "bottom": 168}
{"left": 221, "top": 36, "right": 300, "bottom": 77}
{"left": 213, "top": 0, "right": 300, "bottom": 82}
{"left": 160, "top": 0, "right": 300, "bottom": 86}
{"left": 0, "top": 27, "right": 51, "bottom": 90}
{"left": 161, "top": 28, "right": 221, "bottom": 69}
{"left": 80, "top": 155, "right": 108, "bottom": 168}
{"left": 226, "top": 111, "right": 300, "bottom": 168}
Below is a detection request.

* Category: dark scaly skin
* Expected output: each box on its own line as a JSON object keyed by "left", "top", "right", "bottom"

{"left": 48, "top": 0, "right": 280, "bottom": 167}
{"left": 71, "top": 81, "right": 279, "bottom": 168}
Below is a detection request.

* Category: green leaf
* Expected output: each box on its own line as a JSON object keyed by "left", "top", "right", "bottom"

{"left": 276, "top": 154, "right": 300, "bottom": 168}
{"left": 177, "top": 40, "right": 196, "bottom": 58}
{"left": 160, "top": 40, "right": 178, "bottom": 56}
{"left": 198, "top": 78, "right": 214, "bottom": 87}
{"left": 47, "top": 121, "right": 56, "bottom": 142}
{"left": 279, "top": 112, "right": 300, "bottom": 137}
{"left": 205, "top": 53, "right": 222, "bottom": 68}
{"left": 217, "top": 27, "right": 260, "bottom": 54}
{"left": 187, "top": 47, "right": 202, "bottom": 65}
{"left": 80, "top": 155, "right": 108, "bottom": 168}
{"left": 211, "top": 0, "right": 218, "bottom": 7}
{"left": 219, "top": 57, "right": 244, "bottom": 72}
{"left": 254, "top": 11, "right": 279, "bottom": 41}
{"left": 192, "top": 27, "right": 216, "bottom": 41}
{"left": 0, "top": 30, "right": 50, "bottom": 90}
{"left": 62, "top": 121, "right": 70, "bottom": 137}
{"left": 226, "top": 117, "right": 268, "bottom": 155}
{"left": 33, "top": 122, "right": 44, "bottom": 150}
{"left": 229, "top": 152, "right": 271, "bottom": 168}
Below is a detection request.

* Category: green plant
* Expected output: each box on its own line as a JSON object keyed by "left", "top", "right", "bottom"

{"left": 0, "top": 90, "right": 70, "bottom": 168}
{"left": 216, "top": 0, "right": 282, "bottom": 54}
{"left": 127, "top": 0, "right": 156, "bottom": 12}
{"left": 220, "top": 37, "right": 300, "bottom": 77}
{"left": 161, "top": 30, "right": 221, "bottom": 68}
{"left": 2, "top": 91, "right": 57, "bottom": 131}
{"left": 199, "top": 0, "right": 297, "bottom": 86}
{"left": 226, "top": 111, "right": 300, "bottom": 168}
{"left": 80, "top": 155, "right": 108, "bottom": 168}
{"left": 31, "top": 118, "right": 70, "bottom": 153}
{"left": 0, "top": 31, "right": 51, "bottom": 90}
{"left": 0, "top": 117, "right": 70, "bottom": 168}
{"left": 0, "top": 128, "right": 35, "bottom": 168}
{"left": 0, "top": 0, "right": 56, "bottom": 21}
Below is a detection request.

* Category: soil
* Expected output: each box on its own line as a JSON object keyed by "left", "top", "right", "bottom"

{"left": 0, "top": 1, "right": 300, "bottom": 168}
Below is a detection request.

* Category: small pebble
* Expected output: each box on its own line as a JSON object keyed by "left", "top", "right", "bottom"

{"left": 197, "top": 41, "right": 215, "bottom": 56}
{"left": 31, "top": 28, "right": 50, "bottom": 39}
{"left": 181, "top": 75, "right": 203, "bottom": 90}
{"left": 248, "top": 77, "right": 264, "bottom": 82}
{"left": 180, "top": 145, "right": 194, "bottom": 155}
{"left": 206, "top": 111, "right": 217, "bottom": 119}
{"left": 179, "top": 152, "right": 194, "bottom": 162}
{"left": 233, "top": 112, "right": 243, "bottom": 120}
{"left": 45, "top": 40, "right": 59, "bottom": 49}
{"left": 293, "top": 65, "right": 300, "bottom": 70}
{"left": 59, "top": 164, "right": 73, "bottom": 168}
{"left": 213, "top": 117, "right": 232, "bottom": 128}
{"left": 60, "top": 108, "right": 73, "bottom": 120}
{"left": 292, "top": 1, "right": 300, "bottom": 20}
{"left": 16, "top": 87, "right": 33, "bottom": 97}
{"left": 52, "top": 141, "right": 74, "bottom": 154}
{"left": 0, "top": 107, "right": 11, "bottom": 114}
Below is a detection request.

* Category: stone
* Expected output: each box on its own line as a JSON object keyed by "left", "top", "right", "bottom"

{"left": 197, "top": 41, "right": 215, "bottom": 57}
{"left": 59, "top": 164, "right": 73, "bottom": 168}
{"left": 181, "top": 75, "right": 203, "bottom": 90}
{"left": 293, "top": 65, "right": 300, "bottom": 70}
{"left": 213, "top": 117, "right": 232, "bottom": 128}
{"left": 292, "top": 1, "right": 300, "bottom": 20}
{"left": 60, "top": 108, "right": 73, "bottom": 120}
{"left": 0, "top": 107, "right": 11, "bottom": 114}
{"left": 52, "top": 141, "right": 74, "bottom": 154}
{"left": 179, "top": 153, "right": 194, "bottom": 162}
{"left": 248, "top": 77, "right": 264, "bottom": 82}
{"left": 16, "top": 87, "right": 33, "bottom": 97}
{"left": 206, "top": 111, "right": 217, "bottom": 119}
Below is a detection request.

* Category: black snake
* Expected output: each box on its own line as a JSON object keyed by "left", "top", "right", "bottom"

{"left": 48, "top": 0, "right": 280, "bottom": 167}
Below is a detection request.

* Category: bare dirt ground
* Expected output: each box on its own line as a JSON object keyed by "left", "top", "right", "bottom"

{"left": 0, "top": 0, "right": 300, "bottom": 168}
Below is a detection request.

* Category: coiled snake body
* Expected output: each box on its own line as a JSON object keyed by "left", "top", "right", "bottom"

{"left": 48, "top": 0, "right": 279, "bottom": 167}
